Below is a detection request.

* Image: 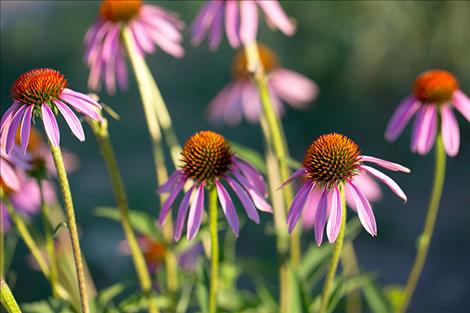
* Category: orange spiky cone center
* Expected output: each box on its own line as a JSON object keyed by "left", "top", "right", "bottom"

{"left": 233, "top": 44, "right": 279, "bottom": 79}
{"left": 100, "top": 0, "right": 142, "bottom": 22}
{"left": 413, "top": 70, "right": 459, "bottom": 104}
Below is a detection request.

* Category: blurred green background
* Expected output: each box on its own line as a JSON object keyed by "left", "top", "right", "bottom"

{"left": 1, "top": 1, "right": 469, "bottom": 312}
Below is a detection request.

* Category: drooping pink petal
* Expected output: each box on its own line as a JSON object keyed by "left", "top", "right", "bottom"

{"left": 174, "top": 185, "right": 195, "bottom": 241}
{"left": 411, "top": 105, "right": 437, "bottom": 155}
{"left": 145, "top": 24, "right": 185, "bottom": 58}
{"left": 207, "top": 5, "right": 224, "bottom": 50}
{"left": 279, "top": 167, "right": 307, "bottom": 190}
{"left": 1, "top": 101, "right": 21, "bottom": 131}
{"left": 215, "top": 180, "right": 240, "bottom": 236}
{"left": 233, "top": 157, "right": 266, "bottom": 196}
{"left": 385, "top": 96, "right": 420, "bottom": 142}
{"left": 314, "top": 187, "right": 329, "bottom": 246}
{"left": 0, "top": 159, "right": 20, "bottom": 191}
{"left": 240, "top": 80, "right": 262, "bottom": 123}
{"left": 360, "top": 155, "right": 410, "bottom": 173}
{"left": 191, "top": 1, "right": 222, "bottom": 46}
{"left": 140, "top": 10, "right": 183, "bottom": 42}
{"left": 346, "top": 181, "right": 377, "bottom": 236}
{"left": 452, "top": 90, "right": 470, "bottom": 121}
{"left": 158, "top": 170, "right": 184, "bottom": 193}
{"left": 441, "top": 105, "right": 460, "bottom": 157}
{"left": 256, "top": 0, "right": 296, "bottom": 36}
{"left": 129, "top": 21, "right": 155, "bottom": 54}
{"left": 6, "top": 105, "right": 28, "bottom": 153}
{"left": 232, "top": 170, "right": 272, "bottom": 213}
{"left": 239, "top": 0, "right": 258, "bottom": 45}
{"left": 19, "top": 105, "right": 33, "bottom": 153}
{"left": 104, "top": 54, "right": 117, "bottom": 95}
{"left": 61, "top": 89, "right": 102, "bottom": 109}
{"left": 225, "top": 176, "right": 260, "bottom": 224}
{"left": 41, "top": 104, "right": 60, "bottom": 147}
{"left": 158, "top": 181, "right": 184, "bottom": 226}
{"left": 225, "top": 0, "right": 240, "bottom": 47}
{"left": 187, "top": 183, "right": 205, "bottom": 240}
{"left": 361, "top": 165, "right": 407, "bottom": 203}
{"left": 301, "top": 184, "right": 322, "bottom": 229}
{"left": 326, "top": 184, "right": 342, "bottom": 243}
{"left": 287, "top": 181, "right": 312, "bottom": 233}
{"left": 54, "top": 100, "right": 85, "bottom": 142}
{"left": 269, "top": 68, "right": 318, "bottom": 108}
{"left": 345, "top": 171, "right": 382, "bottom": 211}
{"left": 101, "top": 25, "right": 121, "bottom": 61}
{"left": 115, "top": 49, "right": 129, "bottom": 90}
{"left": 60, "top": 95, "right": 102, "bottom": 121}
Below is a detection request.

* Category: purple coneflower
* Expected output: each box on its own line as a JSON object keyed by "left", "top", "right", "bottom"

{"left": 192, "top": 0, "right": 295, "bottom": 50}
{"left": 0, "top": 68, "right": 102, "bottom": 152}
{"left": 158, "top": 130, "right": 272, "bottom": 240}
{"left": 281, "top": 133, "right": 409, "bottom": 246}
{"left": 85, "top": 0, "right": 184, "bottom": 94}
{"left": 209, "top": 44, "right": 318, "bottom": 125}
{"left": 0, "top": 146, "right": 30, "bottom": 191}
{"left": 385, "top": 69, "right": 470, "bottom": 157}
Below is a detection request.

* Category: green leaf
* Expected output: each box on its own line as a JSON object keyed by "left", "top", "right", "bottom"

{"left": 195, "top": 281, "right": 208, "bottom": 313}
{"left": 384, "top": 285, "right": 405, "bottom": 313}
{"left": 97, "top": 283, "right": 126, "bottom": 307}
{"left": 299, "top": 244, "right": 332, "bottom": 279}
{"left": 1, "top": 279, "right": 21, "bottom": 313}
{"left": 363, "top": 280, "right": 391, "bottom": 313}
{"left": 231, "top": 143, "right": 266, "bottom": 173}
{"left": 21, "top": 298, "right": 75, "bottom": 313}
{"left": 287, "top": 266, "right": 310, "bottom": 313}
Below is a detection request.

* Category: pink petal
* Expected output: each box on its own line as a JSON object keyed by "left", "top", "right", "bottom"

{"left": 191, "top": 1, "right": 222, "bottom": 46}
{"left": 301, "top": 184, "right": 322, "bottom": 230}
{"left": 240, "top": 80, "right": 262, "bottom": 123}
{"left": 239, "top": 0, "right": 258, "bottom": 45}
{"left": 385, "top": 96, "right": 420, "bottom": 142}
{"left": 287, "top": 181, "right": 312, "bottom": 233}
{"left": 233, "top": 157, "right": 267, "bottom": 196}
{"left": 1, "top": 101, "right": 21, "bottom": 131}
{"left": 6, "top": 105, "right": 28, "bottom": 153}
{"left": 145, "top": 24, "right": 185, "bottom": 58}
{"left": 174, "top": 185, "right": 195, "bottom": 241}
{"left": 20, "top": 105, "right": 33, "bottom": 153}
{"left": 41, "top": 104, "right": 60, "bottom": 147}
{"left": 158, "top": 180, "right": 184, "bottom": 226}
{"left": 187, "top": 183, "right": 205, "bottom": 240}
{"left": 346, "top": 181, "right": 377, "bottom": 236}
{"left": 314, "top": 187, "right": 329, "bottom": 246}
{"left": 269, "top": 68, "right": 318, "bottom": 108}
{"left": 158, "top": 170, "right": 184, "bottom": 193}
{"left": 346, "top": 171, "right": 382, "bottom": 210}
{"left": 452, "top": 90, "right": 470, "bottom": 121}
{"left": 225, "top": 176, "right": 260, "bottom": 224}
{"left": 130, "top": 21, "right": 155, "bottom": 55}
{"left": 360, "top": 155, "right": 410, "bottom": 173}
{"left": 60, "top": 95, "right": 102, "bottom": 121}
{"left": 215, "top": 180, "right": 240, "bottom": 236}
{"left": 101, "top": 25, "right": 120, "bottom": 61}
{"left": 278, "top": 167, "right": 307, "bottom": 190}
{"left": 140, "top": 11, "right": 183, "bottom": 42}
{"left": 61, "top": 89, "right": 102, "bottom": 109}
{"left": 361, "top": 165, "right": 407, "bottom": 203}
{"left": 326, "top": 184, "right": 342, "bottom": 243}
{"left": 411, "top": 105, "right": 437, "bottom": 155}
{"left": 0, "top": 159, "right": 20, "bottom": 191}
{"left": 441, "top": 105, "right": 460, "bottom": 157}
{"left": 115, "top": 49, "right": 129, "bottom": 90}
{"left": 54, "top": 100, "right": 85, "bottom": 142}
{"left": 232, "top": 170, "right": 272, "bottom": 213}
{"left": 225, "top": 0, "right": 240, "bottom": 47}
{"left": 256, "top": 0, "right": 296, "bottom": 36}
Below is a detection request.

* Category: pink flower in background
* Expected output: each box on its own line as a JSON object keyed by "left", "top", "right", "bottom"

{"left": 158, "top": 131, "right": 272, "bottom": 240}
{"left": 385, "top": 69, "right": 470, "bottom": 157}
{"left": 192, "top": 0, "right": 296, "bottom": 50}
{"left": 209, "top": 44, "right": 318, "bottom": 125}
{"left": 0, "top": 68, "right": 102, "bottom": 150}
{"left": 85, "top": 0, "right": 184, "bottom": 94}
{"left": 281, "top": 133, "right": 409, "bottom": 246}
{"left": 0, "top": 146, "right": 31, "bottom": 191}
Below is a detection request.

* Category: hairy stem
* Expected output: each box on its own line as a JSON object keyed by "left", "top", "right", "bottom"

{"left": 398, "top": 134, "right": 446, "bottom": 313}
{"left": 208, "top": 187, "right": 219, "bottom": 313}
{"left": 319, "top": 186, "right": 347, "bottom": 313}
{"left": 49, "top": 143, "right": 89, "bottom": 313}
{"left": 89, "top": 118, "right": 159, "bottom": 313}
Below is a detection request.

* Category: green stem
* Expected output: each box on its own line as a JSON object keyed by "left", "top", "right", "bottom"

{"left": 89, "top": 118, "right": 159, "bottom": 313}
{"left": 122, "top": 26, "right": 179, "bottom": 292}
{"left": 341, "top": 240, "right": 361, "bottom": 313}
{"left": 1, "top": 202, "right": 4, "bottom": 278}
{"left": 37, "top": 180, "right": 60, "bottom": 298}
{"left": 1, "top": 279, "right": 21, "bottom": 313}
{"left": 208, "top": 187, "right": 219, "bottom": 313}
{"left": 319, "top": 186, "right": 347, "bottom": 313}
{"left": 398, "top": 134, "right": 446, "bottom": 313}
{"left": 49, "top": 143, "right": 89, "bottom": 313}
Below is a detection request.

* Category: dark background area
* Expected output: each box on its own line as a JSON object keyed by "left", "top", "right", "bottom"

{"left": 1, "top": 1, "right": 469, "bottom": 312}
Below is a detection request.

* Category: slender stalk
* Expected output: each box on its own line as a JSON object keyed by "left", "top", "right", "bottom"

{"left": 38, "top": 180, "right": 60, "bottom": 298}
{"left": 89, "top": 118, "right": 159, "bottom": 313}
{"left": 341, "top": 240, "right": 361, "bottom": 313}
{"left": 49, "top": 143, "right": 89, "bottom": 313}
{"left": 398, "top": 134, "right": 446, "bottom": 313}
{"left": 1, "top": 202, "right": 4, "bottom": 278}
{"left": 1, "top": 279, "right": 21, "bottom": 313}
{"left": 122, "top": 26, "right": 179, "bottom": 292}
{"left": 319, "top": 185, "right": 347, "bottom": 313}
{"left": 208, "top": 187, "right": 219, "bottom": 313}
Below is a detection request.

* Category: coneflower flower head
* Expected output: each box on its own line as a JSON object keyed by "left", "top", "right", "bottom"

{"left": 159, "top": 130, "right": 272, "bottom": 241}
{"left": 85, "top": 0, "right": 184, "bottom": 94}
{"left": 385, "top": 69, "right": 470, "bottom": 156}
{"left": 282, "top": 133, "right": 409, "bottom": 246}
{"left": 209, "top": 44, "right": 318, "bottom": 125}
{"left": 0, "top": 68, "right": 102, "bottom": 152}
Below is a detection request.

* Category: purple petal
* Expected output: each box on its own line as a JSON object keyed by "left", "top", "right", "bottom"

{"left": 326, "top": 184, "right": 342, "bottom": 243}
{"left": 60, "top": 95, "right": 102, "bottom": 121}
{"left": 140, "top": 10, "right": 182, "bottom": 42}
{"left": 257, "top": 0, "right": 296, "bottom": 35}
{"left": 240, "top": 80, "right": 263, "bottom": 123}
{"left": 158, "top": 170, "right": 184, "bottom": 193}
{"left": 61, "top": 89, "right": 102, "bottom": 109}
{"left": 145, "top": 24, "right": 185, "bottom": 58}
{"left": 187, "top": 183, "right": 205, "bottom": 240}
{"left": 215, "top": 180, "right": 239, "bottom": 237}
{"left": 20, "top": 105, "right": 33, "bottom": 153}
{"left": 6, "top": 105, "right": 28, "bottom": 153}
{"left": 225, "top": 176, "right": 260, "bottom": 224}
{"left": 115, "top": 49, "right": 129, "bottom": 90}
{"left": 158, "top": 181, "right": 184, "bottom": 226}
{"left": 54, "top": 100, "right": 85, "bottom": 142}
{"left": 191, "top": 1, "right": 222, "bottom": 46}
{"left": 174, "top": 185, "right": 195, "bottom": 241}
{"left": 1, "top": 101, "right": 21, "bottom": 131}
{"left": 130, "top": 21, "right": 155, "bottom": 54}
{"left": 411, "top": 105, "right": 437, "bottom": 155}
{"left": 345, "top": 171, "right": 382, "bottom": 210}
{"left": 278, "top": 167, "right": 307, "bottom": 190}
{"left": 269, "top": 68, "right": 318, "bottom": 108}
{"left": 452, "top": 90, "right": 470, "bottom": 121}
{"left": 0, "top": 159, "right": 20, "bottom": 191}
{"left": 384, "top": 96, "right": 420, "bottom": 142}
{"left": 360, "top": 155, "right": 410, "bottom": 173}
{"left": 346, "top": 181, "right": 377, "bottom": 236}
{"left": 208, "top": 5, "right": 224, "bottom": 51}
{"left": 233, "top": 157, "right": 267, "bottom": 195}
{"left": 314, "top": 187, "right": 329, "bottom": 246}
{"left": 232, "top": 170, "right": 272, "bottom": 213}
{"left": 41, "top": 104, "right": 60, "bottom": 147}
{"left": 287, "top": 181, "right": 312, "bottom": 233}
{"left": 361, "top": 165, "right": 407, "bottom": 203}
{"left": 239, "top": 0, "right": 258, "bottom": 45}
{"left": 225, "top": 0, "right": 240, "bottom": 47}
{"left": 301, "top": 185, "right": 322, "bottom": 229}
{"left": 441, "top": 105, "right": 460, "bottom": 157}
{"left": 101, "top": 25, "right": 120, "bottom": 61}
